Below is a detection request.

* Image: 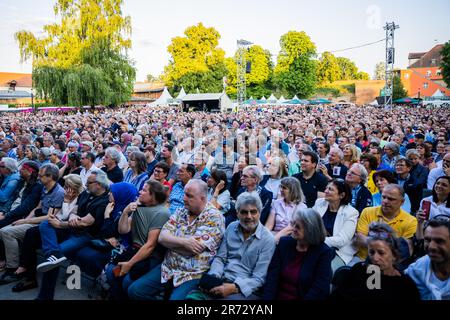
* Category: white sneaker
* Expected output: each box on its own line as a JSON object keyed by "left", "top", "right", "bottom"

{"left": 36, "top": 255, "right": 67, "bottom": 273}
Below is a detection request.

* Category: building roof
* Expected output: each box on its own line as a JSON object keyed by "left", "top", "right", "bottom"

{"left": 408, "top": 52, "right": 426, "bottom": 60}
{"left": 182, "top": 93, "right": 226, "bottom": 101}
{"left": 0, "top": 72, "right": 32, "bottom": 87}
{"left": 133, "top": 82, "right": 165, "bottom": 93}
{"left": 408, "top": 44, "right": 444, "bottom": 69}
{"left": 0, "top": 90, "right": 31, "bottom": 99}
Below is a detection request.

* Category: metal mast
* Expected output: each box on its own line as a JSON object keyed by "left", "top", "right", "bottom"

{"left": 384, "top": 22, "right": 399, "bottom": 107}
{"left": 236, "top": 39, "right": 253, "bottom": 106}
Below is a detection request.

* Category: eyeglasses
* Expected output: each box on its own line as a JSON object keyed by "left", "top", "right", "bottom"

{"left": 347, "top": 171, "right": 361, "bottom": 177}
{"left": 241, "top": 174, "right": 254, "bottom": 179}
{"left": 239, "top": 209, "right": 259, "bottom": 215}
{"left": 87, "top": 181, "right": 97, "bottom": 185}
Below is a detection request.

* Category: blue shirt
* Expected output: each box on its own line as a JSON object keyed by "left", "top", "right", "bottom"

{"left": 169, "top": 181, "right": 185, "bottom": 214}
{"left": 41, "top": 183, "right": 65, "bottom": 215}
{"left": 123, "top": 169, "right": 149, "bottom": 191}
{"left": 208, "top": 221, "right": 275, "bottom": 297}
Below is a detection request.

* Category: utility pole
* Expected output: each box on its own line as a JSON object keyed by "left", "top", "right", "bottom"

{"left": 384, "top": 22, "right": 399, "bottom": 108}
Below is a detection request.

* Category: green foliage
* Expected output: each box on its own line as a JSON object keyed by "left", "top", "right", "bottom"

{"left": 336, "top": 57, "right": 358, "bottom": 80}
{"left": 33, "top": 41, "right": 135, "bottom": 106}
{"left": 441, "top": 41, "right": 450, "bottom": 87}
{"left": 274, "top": 31, "right": 317, "bottom": 98}
{"left": 341, "top": 83, "right": 356, "bottom": 94}
{"left": 224, "top": 45, "right": 274, "bottom": 99}
{"left": 315, "top": 86, "right": 340, "bottom": 97}
{"left": 374, "top": 61, "right": 386, "bottom": 80}
{"left": 15, "top": 0, "right": 135, "bottom": 106}
{"left": 393, "top": 75, "right": 408, "bottom": 100}
{"left": 163, "top": 23, "right": 227, "bottom": 92}
{"left": 355, "top": 71, "right": 370, "bottom": 80}
{"left": 317, "top": 52, "right": 340, "bottom": 84}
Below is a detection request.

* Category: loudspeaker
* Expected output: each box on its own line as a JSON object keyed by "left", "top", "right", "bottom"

{"left": 246, "top": 62, "right": 251, "bottom": 73}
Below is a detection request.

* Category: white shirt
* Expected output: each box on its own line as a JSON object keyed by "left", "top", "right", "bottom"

{"left": 80, "top": 164, "right": 98, "bottom": 187}
{"left": 57, "top": 198, "right": 78, "bottom": 221}
{"left": 264, "top": 178, "right": 282, "bottom": 200}
{"left": 420, "top": 196, "right": 450, "bottom": 219}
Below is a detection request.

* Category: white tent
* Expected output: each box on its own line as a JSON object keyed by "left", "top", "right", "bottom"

{"left": 175, "top": 87, "right": 187, "bottom": 100}
{"left": 277, "top": 95, "right": 287, "bottom": 104}
{"left": 268, "top": 93, "right": 277, "bottom": 103}
{"left": 369, "top": 99, "right": 379, "bottom": 106}
{"left": 261, "top": 96, "right": 267, "bottom": 101}
{"left": 292, "top": 95, "right": 299, "bottom": 100}
{"left": 149, "top": 87, "right": 173, "bottom": 106}
{"left": 432, "top": 89, "right": 445, "bottom": 98}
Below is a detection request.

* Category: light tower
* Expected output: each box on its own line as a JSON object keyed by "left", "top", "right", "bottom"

{"left": 236, "top": 39, "right": 253, "bottom": 106}
{"left": 383, "top": 22, "right": 399, "bottom": 107}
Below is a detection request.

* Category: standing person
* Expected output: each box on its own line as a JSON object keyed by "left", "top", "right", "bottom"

{"left": 263, "top": 208, "right": 334, "bottom": 300}
{"left": 293, "top": 151, "right": 328, "bottom": 208}
{"left": 331, "top": 222, "right": 420, "bottom": 300}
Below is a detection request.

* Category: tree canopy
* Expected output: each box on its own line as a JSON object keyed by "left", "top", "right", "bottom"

{"left": 15, "top": 0, "right": 135, "bottom": 106}
{"left": 441, "top": 41, "right": 450, "bottom": 88}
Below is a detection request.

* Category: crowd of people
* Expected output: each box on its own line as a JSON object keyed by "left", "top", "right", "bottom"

{"left": 0, "top": 103, "right": 449, "bottom": 300}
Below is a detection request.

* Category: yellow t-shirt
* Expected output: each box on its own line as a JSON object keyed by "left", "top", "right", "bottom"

{"left": 356, "top": 206, "right": 418, "bottom": 259}
{"left": 367, "top": 170, "right": 378, "bottom": 195}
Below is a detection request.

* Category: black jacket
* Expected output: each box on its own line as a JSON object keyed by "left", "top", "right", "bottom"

{"left": 354, "top": 185, "right": 373, "bottom": 214}
{"left": 5, "top": 181, "right": 43, "bottom": 220}
{"left": 263, "top": 236, "right": 334, "bottom": 300}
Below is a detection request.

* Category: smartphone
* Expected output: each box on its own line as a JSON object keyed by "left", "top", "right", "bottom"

{"left": 422, "top": 200, "right": 431, "bottom": 220}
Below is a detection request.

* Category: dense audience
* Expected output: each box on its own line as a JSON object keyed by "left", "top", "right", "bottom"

{"left": 0, "top": 103, "right": 449, "bottom": 300}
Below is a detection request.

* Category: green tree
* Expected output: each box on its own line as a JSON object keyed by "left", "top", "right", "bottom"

{"left": 163, "top": 23, "right": 227, "bottom": 93}
{"left": 336, "top": 57, "right": 358, "bottom": 80}
{"left": 441, "top": 40, "right": 450, "bottom": 87}
{"left": 393, "top": 75, "right": 407, "bottom": 100}
{"left": 374, "top": 61, "right": 386, "bottom": 80}
{"left": 15, "top": 0, "right": 134, "bottom": 106}
{"left": 224, "top": 45, "right": 274, "bottom": 99}
{"left": 274, "top": 31, "right": 317, "bottom": 98}
{"left": 317, "top": 52, "right": 340, "bottom": 84}
{"left": 355, "top": 71, "right": 370, "bottom": 80}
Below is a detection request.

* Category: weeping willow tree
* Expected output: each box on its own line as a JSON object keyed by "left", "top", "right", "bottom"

{"left": 15, "top": 0, "right": 135, "bottom": 107}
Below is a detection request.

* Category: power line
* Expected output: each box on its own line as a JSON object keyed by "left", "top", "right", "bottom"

{"left": 318, "top": 38, "right": 386, "bottom": 55}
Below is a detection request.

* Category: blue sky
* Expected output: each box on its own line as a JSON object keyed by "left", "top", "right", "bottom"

{"left": 1, "top": 0, "right": 449, "bottom": 82}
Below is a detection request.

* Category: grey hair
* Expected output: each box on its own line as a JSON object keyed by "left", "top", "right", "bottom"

{"left": 105, "top": 147, "right": 121, "bottom": 164}
{"left": 186, "top": 179, "right": 208, "bottom": 198}
{"left": 1, "top": 157, "right": 18, "bottom": 173}
{"left": 243, "top": 165, "right": 262, "bottom": 183}
{"left": 133, "top": 135, "right": 143, "bottom": 144}
{"left": 405, "top": 149, "right": 420, "bottom": 159}
{"left": 329, "top": 147, "right": 344, "bottom": 160}
{"left": 293, "top": 208, "right": 326, "bottom": 246}
{"left": 384, "top": 142, "right": 400, "bottom": 155}
{"left": 126, "top": 146, "right": 140, "bottom": 154}
{"left": 235, "top": 191, "right": 263, "bottom": 213}
{"left": 40, "top": 163, "right": 60, "bottom": 181}
{"left": 351, "top": 163, "right": 368, "bottom": 185}
{"left": 280, "top": 177, "right": 305, "bottom": 204}
{"left": 383, "top": 183, "right": 405, "bottom": 200}
{"left": 90, "top": 169, "right": 111, "bottom": 191}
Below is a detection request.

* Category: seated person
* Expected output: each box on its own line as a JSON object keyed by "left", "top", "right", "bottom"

{"left": 345, "top": 163, "right": 372, "bottom": 214}
{"left": 313, "top": 179, "right": 359, "bottom": 272}
{"left": 265, "top": 177, "right": 307, "bottom": 243}
{"left": 0, "top": 157, "right": 22, "bottom": 216}
{"left": 206, "top": 169, "right": 231, "bottom": 215}
{"left": 263, "top": 208, "right": 334, "bottom": 300}
{"left": 418, "top": 176, "right": 450, "bottom": 220}
{"left": 372, "top": 170, "right": 412, "bottom": 213}
{"left": 354, "top": 184, "right": 418, "bottom": 263}
{"left": 406, "top": 217, "right": 450, "bottom": 300}
{"left": 74, "top": 182, "right": 138, "bottom": 278}
{"left": 2, "top": 174, "right": 82, "bottom": 289}
{"left": 105, "top": 180, "right": 170, "bottom": 300}
{"left": 35, "top": 170, "right": 110, "bottom": 300}
{"left": 331, "top": 222, "right": 420, "bottom": 300}
{"left": 187, "top": 192, "right": 275, "bottom": 300}
{"left": 126, "top": 179, "right": 225, "bottom": 300}
{"left": 0, "top": 161, "right": 42, "bottom": 229}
